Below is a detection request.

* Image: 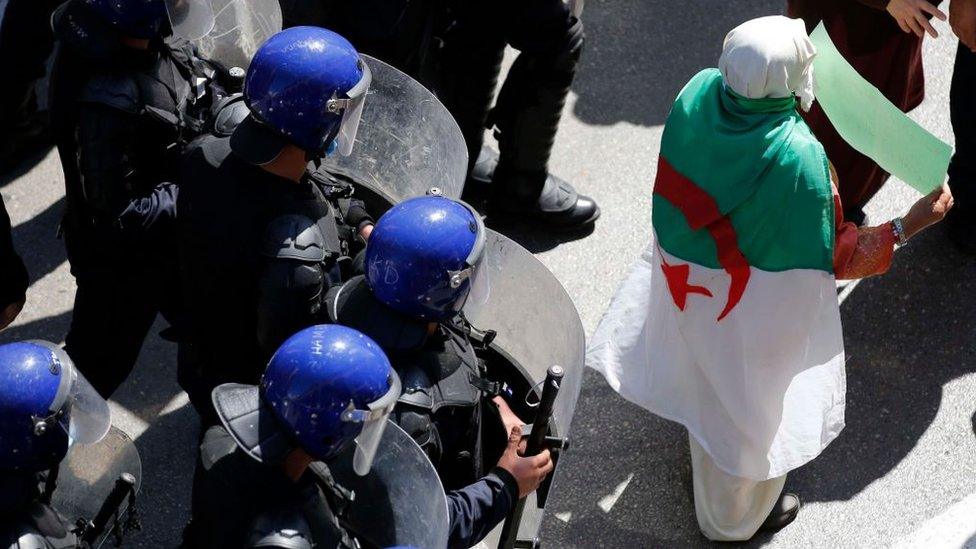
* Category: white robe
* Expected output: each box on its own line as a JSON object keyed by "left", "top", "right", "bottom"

{"left": 587, "top": 242, "right": 847, "bottom": 480}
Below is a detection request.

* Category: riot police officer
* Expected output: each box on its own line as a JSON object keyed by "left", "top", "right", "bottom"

{"left": 325, "top": 195, "right": 554, "bottom": 545}
{"left": 177, "top": 26, "right": 375, "bottom": 425}
{"left": 279, "top": 0, "right": 598, "bottom": 228}
{"left": 0, "top": 340, "right": 119, "bottom": 548}
{"left": 186, "top": 324, "right": 547, "bottom": 549}
{"left": 0, "top": 194, "right": 27, "bottom": 331}
{"left": 50, "top": 0, "right": 218, "bottom": 397}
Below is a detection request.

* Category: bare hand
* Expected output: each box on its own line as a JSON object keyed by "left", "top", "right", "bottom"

{"left": 496, "top": 426, "right": 554, "bottom": 498}
{"left": 492, "top": 395, "right": 525, "bottom": 442}
{"left": 359, "top": 223, "right": 374, "bottom": 241}
{"left": 887, "top": 0, "right": 947, "bottom": 38}
{"left": 902, "top": 185, "right": 954, "bottom": 240}
{"left": 951, "top": 0, "right": 976, "bottom": 51}
{"left": 0, "top": 299, "right": 24, "bottom": 332}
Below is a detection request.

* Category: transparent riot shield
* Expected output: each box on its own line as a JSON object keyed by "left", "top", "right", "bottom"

{"left": 463, "top": 230, "right": 586, "bottom": 548}
{"left": 192, "top": 0, "right": 282, "bottom": 71}
{"left": 51, "top": 427, "right": 142, "bottom": 548}
{"left": 321, "top": 420, "right": 450, "bottom": 549}
{"left": 317, "top": 54, "right": 468, "bottom": 208}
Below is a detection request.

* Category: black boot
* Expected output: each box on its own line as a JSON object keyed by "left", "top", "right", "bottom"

{"left": 486, "top": 17, "right": 598, "bottom": 228}
{"left": 758, "top": 493, "right": 800, "bottom": 533}
{"left": 471, "top": 146, "right": 600, "bottom": 228}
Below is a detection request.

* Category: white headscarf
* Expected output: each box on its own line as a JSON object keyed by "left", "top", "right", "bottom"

{"left": 718, "top": 16, "right": 817, "bottom": 112}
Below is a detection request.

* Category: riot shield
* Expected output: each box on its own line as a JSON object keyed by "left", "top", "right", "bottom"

{"left": 321, "top": 420, "right": 450, "bottom": 549}
{"left": 51, "top": 426, "right": 142, "bottom": 547}
{"left": 193, "top": 0, "right": 282, "bottom": 71}
{"left": 463, "top": 230, "right": 586, "bottom": 548}
{"left": 317, "top": 54, "right": 468, "bottom": 208}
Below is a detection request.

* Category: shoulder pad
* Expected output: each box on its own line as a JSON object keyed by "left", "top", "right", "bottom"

{"left": 78, "top": 74, "right": 141, "bottom": 114}
{"left": 397, "top": 365, "right": 435, "bottom": 410}
{"left": 5, "top": 531, "right": 56, "bottom": 549}
{"left": 211, "top": 95, "right": 250, "bottom": 137}
{"left": 261, "top": 215, "right": 328, "bottom": 262}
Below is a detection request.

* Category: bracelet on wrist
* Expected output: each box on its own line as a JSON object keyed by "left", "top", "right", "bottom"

{"left": 891, "top": 217, "right": 909, "bottom": 246}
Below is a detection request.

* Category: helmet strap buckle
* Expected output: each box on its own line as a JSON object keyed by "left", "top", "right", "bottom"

{"left": 448, "top": 267, "right": 473, "bottom": 289}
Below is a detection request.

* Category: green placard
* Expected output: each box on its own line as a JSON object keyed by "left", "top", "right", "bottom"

{"left": 810, "top": 22, "right": 952, "bottom": 194}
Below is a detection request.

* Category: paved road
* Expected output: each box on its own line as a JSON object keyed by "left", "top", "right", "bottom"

{"left": 1, "top": 1, "right": 974, "bottom": 547}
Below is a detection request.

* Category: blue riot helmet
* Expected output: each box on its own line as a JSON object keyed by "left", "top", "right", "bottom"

{"left": 84, "top": 0, "right": 216, "bottom": 40}
{"left": 365, "top": 195, "right": 490, "bottom": 322}
{"left": 212, "top": 325, "right": 400, "bottom": 476}
{"left": 230, "top": 27, "right": 372, "bottom": 165}
{"left": 0, "top": 341, "right": 111, "bottom": 472}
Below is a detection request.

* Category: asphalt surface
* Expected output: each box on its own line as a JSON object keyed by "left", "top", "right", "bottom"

{"left": 2, "top": 1, "right": 974, "bottom": 548}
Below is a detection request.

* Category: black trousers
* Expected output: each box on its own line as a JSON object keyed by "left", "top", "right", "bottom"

{"left": 0, "top": 0, "right": 61, "bottom": 125}
{"left": 436, "top": 0, "right": 583, "bottom": 204}
{"left": 949, "top": 44, "right": 976, "bottom": 224}
{"left": 62, "top": 227, "right": 180, "bottom": 398}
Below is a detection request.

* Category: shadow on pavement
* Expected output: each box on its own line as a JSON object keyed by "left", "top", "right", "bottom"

{"left": 571, "top": 0, "right": 785, "bottom": 127}
{"left": 543, "top": 230, "right": 974, "bottom": 547}
{"left": 790, "top": 229, "right": 976, "bottom": 501}
{"left": 0, "top": 145, "right": 54, "bottom": 188}
{"left": 10, "top": 195, "right": 66, "bottom": 283}
{"left": 0, "top": 310, "right": 71, "bottom": 343}
{"left": 485, "top": 214, "right": 596, "bottom": 253}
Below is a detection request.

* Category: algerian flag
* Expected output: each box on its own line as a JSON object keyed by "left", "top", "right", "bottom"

{"left": 588, "top": 69, "right": 846, "bottom": 481}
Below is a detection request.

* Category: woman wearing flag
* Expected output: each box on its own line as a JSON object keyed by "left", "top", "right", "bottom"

{"left": 586, "top": 16, "right": 953, "bottom": 542}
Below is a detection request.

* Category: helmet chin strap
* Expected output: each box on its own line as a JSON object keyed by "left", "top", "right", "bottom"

{"left": 307, "top": 140, "right": 339, "bottom": 169}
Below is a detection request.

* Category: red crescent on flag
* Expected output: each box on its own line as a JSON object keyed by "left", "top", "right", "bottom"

{"left": 653, "top": 157, "right": 751, "bottom": 322}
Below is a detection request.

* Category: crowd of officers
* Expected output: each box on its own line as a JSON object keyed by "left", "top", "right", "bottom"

{"left": 0, "top": 0, "right": 595, "bottom": 547}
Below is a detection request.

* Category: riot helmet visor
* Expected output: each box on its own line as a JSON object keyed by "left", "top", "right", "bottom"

{"left": 332, "top": 61, "right": 372, "bottom": 157}
{"left": 63, "top": 359, "right": 111, "bottom": 445}
{"left": 345, "top": 370, "right": 400, "bottom": 476}
{"left": 453, "top": 202, "right": 490, "bottom": 316}
{"left": 165, "top": 0, "right": 216, "bottom": 41}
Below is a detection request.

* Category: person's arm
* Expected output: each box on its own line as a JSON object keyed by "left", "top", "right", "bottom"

{"left": 833, "top": 187, "right": 898, "bottom": 280}
{"left": 337, "top": 197, "right": 374, "bottom": 240}
{"left": 446, "top": 426, "right": 554, "bottom": 549}
{"left": 0, "top": 193, "right": 27, "bottom": 330}
{"left": 833, "top": 178, "right": 954, "bottom": 279}
{"left": 446, "top": 468, "right": 518, "bottom": 549}
{"left": 76, "top": 104, "right": 178, "bottom": 237}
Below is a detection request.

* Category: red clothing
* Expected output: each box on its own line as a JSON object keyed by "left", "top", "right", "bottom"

{"left": 788, "top": 0, "right": 930, "bottom": 210}
{"left": 832, "top": 185, "right": 897, "bottom": 279}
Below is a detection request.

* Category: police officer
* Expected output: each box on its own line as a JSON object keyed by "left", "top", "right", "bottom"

{"left": 0, "top": 340, "right": 113, "bottom": 548}
{"left": 186, "top": 324, "right": 549, "bottom": 549}
{"left": 0, "top": 194, "right": 27, "bottom": 332}
{"left": 50, "top": 0, "right": 218, "bottom": 398}
{"left": 279, "top": 0, "right": 598, "bottom": 228}
{"left": 325, "top": 195, "right": 554, "bottom": 545}
{"left": 177, "top": 27, "right": 375, "bottom": 425}
{"left": 439, "top": 0, "right": 598, "bottom": 229}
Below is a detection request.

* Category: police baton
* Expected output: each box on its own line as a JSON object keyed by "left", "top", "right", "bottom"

{"left": 499, "top": 365, "right": 564, "bottom": 549}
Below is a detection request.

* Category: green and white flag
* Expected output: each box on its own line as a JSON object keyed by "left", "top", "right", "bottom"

{"left": 588, "top": 70, "right": 846, "bottom": 481}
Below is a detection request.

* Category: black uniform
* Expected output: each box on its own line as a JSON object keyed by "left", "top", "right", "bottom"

{"left": 281, "top": 0, "right": 586, "bottom": 210}
{"left": 187, "top": 424, "right": 517, "bottom": 549}
{"left": 184, "top": 426, "right": 351, "bottom": 548}
{"left": 325, "top": 276, "right": 517, "bottom": 548}
{"left": 0, "top": 193, "right": 28, "bottom": 315}
{"left": 0, "top": 471, "right": 77, "bottom": 549}
{"left": 50, "top": 0, "right": 203, "bottom": 398}
{"left": 177, "top": 135, "right": 372, "bottom": 425}
{"left": 0, "top": 0, "right": 61, "bottom": 170}
{"left": 947, "top": 44, "right": 976, "bottom": 252}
